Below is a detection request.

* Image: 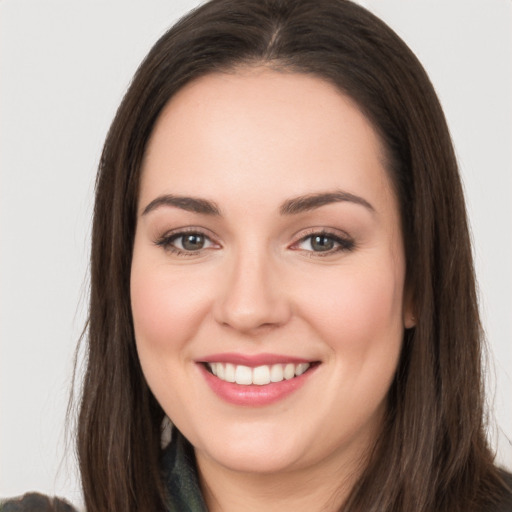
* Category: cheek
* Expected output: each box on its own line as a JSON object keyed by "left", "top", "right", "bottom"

{"left": 130, "top": 253, "right": 217, "bottom": 420}
{"left": 296, "top": 261, "right": 405, "bottom": 428}
{"left": 130, "top": 257, "right": 211, "bottom": 357}
{"left": 296, "top": 260, "right": 405, "bottom": 360}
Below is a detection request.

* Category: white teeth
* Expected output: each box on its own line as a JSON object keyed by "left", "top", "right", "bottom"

{"left": 225, "top": 363, "right": 236, "bottom": 383}
{"left": 235, "top": 365, "right": 252, "bottom": 385}
{"left": 270, "top": 364, "right": 284, "bottom": 382}
{"left": 253, "top": 365, "right": 271, "bottom": 385}
{"left": 284, "top": 363, "right": 295, "bottom": 380}
{"left": 207, "top": 362, "right": 311, "bottom": 385}
{"left": 295, "top": 363, "right": 309, "bottom": 376}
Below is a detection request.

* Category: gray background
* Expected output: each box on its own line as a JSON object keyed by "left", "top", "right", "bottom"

{"left": 1, "top": 0, "right": 510, "bottom": 507}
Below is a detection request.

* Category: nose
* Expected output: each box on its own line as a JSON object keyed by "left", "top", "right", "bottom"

{"left": 213, "top": 248, "right": 291, "bottom": 334}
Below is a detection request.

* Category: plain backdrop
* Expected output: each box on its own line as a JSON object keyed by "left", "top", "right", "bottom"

{"left": 1, "top": 0, "right": 510, "bottom": 507}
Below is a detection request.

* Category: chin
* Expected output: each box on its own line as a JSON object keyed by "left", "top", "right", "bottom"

{"left": 189, "top": 421, "right": 311, "bottom": 474}
{"left": 202, "top": 441, "right": 305, "bottom": 474}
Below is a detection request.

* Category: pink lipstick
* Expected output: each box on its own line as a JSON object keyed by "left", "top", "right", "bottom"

{"left": 196, "top": 353, "right": 319, "bottom": 406}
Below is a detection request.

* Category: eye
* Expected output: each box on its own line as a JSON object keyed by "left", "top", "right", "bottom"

{"left": 294, "top": 231, "right": 354, "bottom": 254}
{"left": 155, "top": 230, "right": 217, "bottom": 255}
{"left": 174, "top": 233, "right": 209, "bottom": 251}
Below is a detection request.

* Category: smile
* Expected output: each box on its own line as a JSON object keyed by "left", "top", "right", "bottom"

{"left": 206, "top": 362, "right": 311, "bottom": 385}
{"left": 198, "top": 355, "right": 319, "bottom": 406}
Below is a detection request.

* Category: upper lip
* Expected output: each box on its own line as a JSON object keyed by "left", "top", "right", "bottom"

{"left": 197, "top": 352, "right": 316, "bottom": 367}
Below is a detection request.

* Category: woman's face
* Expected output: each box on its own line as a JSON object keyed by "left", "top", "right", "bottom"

{"left": 131, "top": 69, "right": 413, "bottom": 478}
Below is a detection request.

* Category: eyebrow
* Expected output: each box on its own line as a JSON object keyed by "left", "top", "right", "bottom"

{"left": 142, "top": 194, "right": 221, "bottom": 216}
{"left": 279, "top": 191, "right": 375, "bottom": 215}
{"left": 141, "top": 190, "right": 374, "bottom": 217}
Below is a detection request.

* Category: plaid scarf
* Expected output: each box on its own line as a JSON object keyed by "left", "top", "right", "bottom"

{"left": 161, "top": 429, "right": 208, "bottom": 512}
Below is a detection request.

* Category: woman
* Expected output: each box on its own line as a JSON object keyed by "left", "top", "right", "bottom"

{"left": 2, "top": 0, "right": 510, "bottom": 511}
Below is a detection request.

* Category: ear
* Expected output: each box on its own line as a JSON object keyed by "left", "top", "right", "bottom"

{"left": 403, "top": 286, "right": 416, "bottom": 329}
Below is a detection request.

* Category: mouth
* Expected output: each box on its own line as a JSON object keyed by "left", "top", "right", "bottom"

{"left": 203, "top": 361, "right": 314, "bottom": 386}
{"left": 197, "top": 355, "right": 320, "bottom": 406}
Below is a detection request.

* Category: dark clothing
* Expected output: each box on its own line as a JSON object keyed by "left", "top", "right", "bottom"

{"left": 496, "top": 471, "right": 512, "bottom": 512}
{"left": 161, "top": 430, "right": 208, "bottom": 512}
{"left": 0, "top": 494, "right": 76, "bottom": 512}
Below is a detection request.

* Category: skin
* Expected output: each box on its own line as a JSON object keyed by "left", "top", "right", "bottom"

{"left": 131, "top": 68, "right": 414, "bottom": 511}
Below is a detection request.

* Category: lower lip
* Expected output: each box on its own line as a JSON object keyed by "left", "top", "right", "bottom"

{"left": 198, "top": 363, "right": 317, "bottom": 406}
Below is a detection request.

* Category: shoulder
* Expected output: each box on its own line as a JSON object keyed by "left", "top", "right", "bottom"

{"left": 0, "top": 493, "right": 78, "bottom": 512}
{"left": 491, "top": 471, "right": 512, "bottom": 512}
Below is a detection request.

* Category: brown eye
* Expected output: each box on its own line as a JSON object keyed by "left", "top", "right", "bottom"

{"left": 310, "top": 235, "right": 335, "bottom": 252}
{"left": 156, "top": 231, "right": 216, "bottom": 254}
{"left": 294, "top": 231, "right": 355, "bottom": 254}
{"left": 180, "top": 233, "right": 206, "bottom": 251}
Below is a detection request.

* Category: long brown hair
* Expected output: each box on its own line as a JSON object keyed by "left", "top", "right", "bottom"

{"left": 77, "top": 0, "right": 508, "bottom": 510}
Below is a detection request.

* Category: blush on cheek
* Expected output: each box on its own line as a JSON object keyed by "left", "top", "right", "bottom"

{"left": 131, "top": 270, "right": 212, "bottom": 355}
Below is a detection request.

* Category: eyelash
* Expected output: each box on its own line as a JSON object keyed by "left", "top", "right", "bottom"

{"left": 154, "top": 229, "right": 355, "bottom": 257}
{"left": 155, "top": 228, "right": 216, "bottom": 257}
{"left": 292, "top": 230, "right": 355, "bottom": 256}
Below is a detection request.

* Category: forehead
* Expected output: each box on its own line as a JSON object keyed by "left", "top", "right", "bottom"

{"left": 140, "top": 68, "right": 394, "bottom": 215}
